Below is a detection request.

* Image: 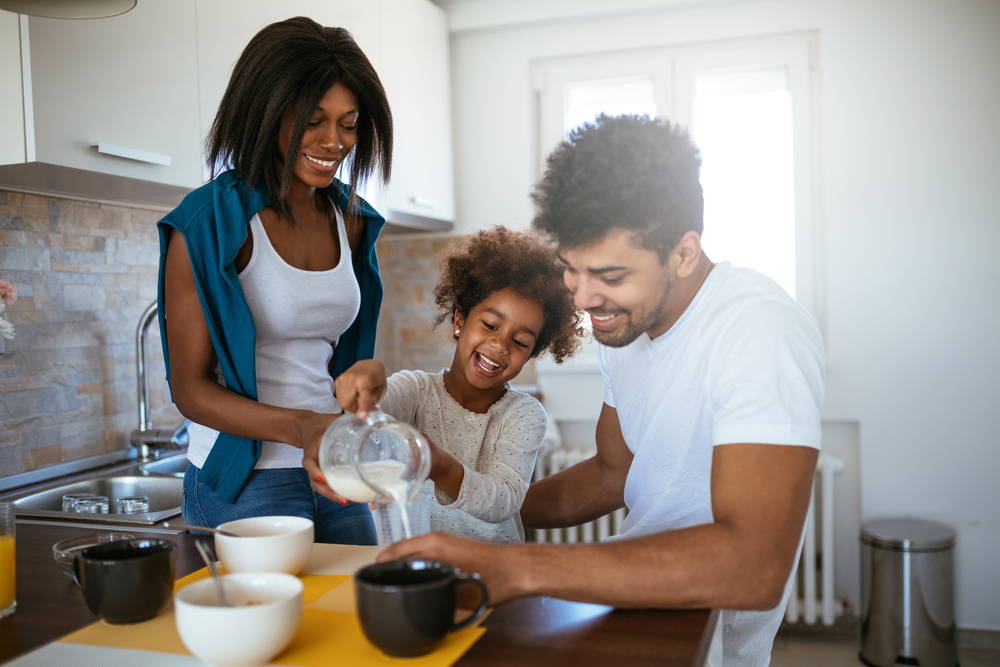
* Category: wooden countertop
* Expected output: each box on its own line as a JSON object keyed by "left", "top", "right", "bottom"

{"left": 1, "top": 521, "right": 717, "bottom": 666}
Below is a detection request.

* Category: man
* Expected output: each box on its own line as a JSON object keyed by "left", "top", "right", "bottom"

{"left": 380, "top": 115, "right": 824, "bottom": 666}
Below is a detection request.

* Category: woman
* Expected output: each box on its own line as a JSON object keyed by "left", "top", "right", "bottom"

{"left": 156, "top": 17, "right": 392, "bottom": 544}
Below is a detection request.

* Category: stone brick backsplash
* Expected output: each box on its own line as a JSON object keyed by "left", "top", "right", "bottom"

{"left": 0, "top": 190, "right": 180, "bottom": 477}
{"left": 0, "top": 191, "right": 534, "bottom": 479}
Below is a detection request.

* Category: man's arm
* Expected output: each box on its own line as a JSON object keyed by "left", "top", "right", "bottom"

{"left": 381, "top": 443, "right": 817, "bottom": 610}
{"left": 520, "top": 403, "right": 633, "bottom": 529}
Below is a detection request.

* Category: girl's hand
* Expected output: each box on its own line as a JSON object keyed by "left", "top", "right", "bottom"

{"left": 334, "top": 359, "right": 387, "bottom": 415}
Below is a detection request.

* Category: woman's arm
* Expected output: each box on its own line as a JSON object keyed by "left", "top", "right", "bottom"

{"left": 163, "top": 230, "right": 341, "bottom": 500}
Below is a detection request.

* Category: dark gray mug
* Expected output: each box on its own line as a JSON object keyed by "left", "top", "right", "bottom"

{"left": 355, "top": 559, "right": 489, "bottom": 657}
{"left": 72, "top": 538, "right": 175, "bottom": 624}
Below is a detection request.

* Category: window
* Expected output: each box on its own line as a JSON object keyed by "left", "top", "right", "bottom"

{"left": 693, "top": 67, "right": 796, "bottom": 296}
{"left": 534, "top": 33, "right": 820, "bottom": 371}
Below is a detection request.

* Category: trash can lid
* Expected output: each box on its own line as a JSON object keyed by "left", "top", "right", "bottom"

{"left": 861, "top": 518, "right": 955, "bottom": 552}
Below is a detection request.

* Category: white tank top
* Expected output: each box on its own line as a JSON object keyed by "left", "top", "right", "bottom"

{"left": 186, "top": 207, "right": 361, "bottom": 470}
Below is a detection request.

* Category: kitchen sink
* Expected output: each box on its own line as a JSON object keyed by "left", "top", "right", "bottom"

{"left": 138, "top": 453, "right": 189, "bottom": 477}
{"left": 10, "top": 475, "right": 182, "bottom": 525}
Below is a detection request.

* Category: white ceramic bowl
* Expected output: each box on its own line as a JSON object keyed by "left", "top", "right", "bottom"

{"left": 175, "top": 572, "right": 303, "bottom": 666}
{"left": 215, "top": 516, "right": 314, "bottom": 574}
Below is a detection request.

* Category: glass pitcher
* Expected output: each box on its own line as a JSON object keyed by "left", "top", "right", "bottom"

{"left": 317, "top": 409, "right": 431, "bottom": 505}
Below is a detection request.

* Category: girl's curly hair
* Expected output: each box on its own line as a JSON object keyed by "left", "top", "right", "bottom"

{"left": 434, "top": 227, "right": 582, "bottom": 363}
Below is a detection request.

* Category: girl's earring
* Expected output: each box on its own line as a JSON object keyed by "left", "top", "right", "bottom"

{"left": 454, "top": 328, "right": 461, "bottom": 337}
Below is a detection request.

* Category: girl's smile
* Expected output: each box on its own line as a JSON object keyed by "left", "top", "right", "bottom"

{"left": 445, "top": 288, "right": 544, "bottom": 413}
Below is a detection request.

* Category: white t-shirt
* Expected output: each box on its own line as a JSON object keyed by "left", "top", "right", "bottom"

{"left": 379, "top": 370, "right": 547, "bottom": 542}
{"left": 187, "top": 209, "right": 360, "bottom": 470}
{"left": 599, "top": 262, "right": 824, "bottom": 667}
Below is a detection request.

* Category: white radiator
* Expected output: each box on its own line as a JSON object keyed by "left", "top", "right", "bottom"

{"left": 785, "top": 454, "right": 845, "bottom": 625}
{"left": 531, "top": 447, "right": 626, "bottom": 544}
{"left": 532, "top": 448, "right": 846, "bottom": 626}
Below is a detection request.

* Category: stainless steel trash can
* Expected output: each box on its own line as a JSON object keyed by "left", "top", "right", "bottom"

{"left": 860, "top": 518, "right": 957, "bottom": 666}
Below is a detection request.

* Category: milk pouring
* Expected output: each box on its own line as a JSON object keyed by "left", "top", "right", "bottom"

{"left": 317, "top": 409, "right": 431, "bottom": 542}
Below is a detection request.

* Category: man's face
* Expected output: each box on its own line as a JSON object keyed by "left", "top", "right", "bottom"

{"left": 558, "top": 230, "right": 676, "bottom": 347}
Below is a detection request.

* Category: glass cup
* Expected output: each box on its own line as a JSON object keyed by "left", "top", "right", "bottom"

{"left": 115, "top": 496, "right": 150, "bottom": 514}
{"left": 74, "top": 496, "right": 110, "bottom": 514}
{"left": 372, "top": 484, "right": 431, "bottom": 550}
{"left": 1, "top": 502, "right": 15, "bottom": 618}
{"left": 62, "top": 493, "right": 99, "bottom": 512}
{"left": 318, "top": 409, "right": 431, "bottom": 504}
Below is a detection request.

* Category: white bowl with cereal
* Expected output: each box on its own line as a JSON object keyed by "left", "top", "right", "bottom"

{"left": 174, "top": 572, "right": 303, "bottom": 666}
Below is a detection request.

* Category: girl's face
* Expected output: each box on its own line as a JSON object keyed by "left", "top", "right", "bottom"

{"left": 278, "top": 82, "right": 359, "bottom": 194}
{"left": 451, "top": 288, "right": 544, "bottom": 394}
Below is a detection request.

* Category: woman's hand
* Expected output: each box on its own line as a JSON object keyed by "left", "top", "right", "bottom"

{"left": 298, "top": 412, "right": 352, "bottom": 505}
{"left": 334, "top": 359, "right": 387, "bottom": 415}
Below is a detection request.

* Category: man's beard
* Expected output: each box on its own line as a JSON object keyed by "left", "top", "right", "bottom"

{"left": 591, "top": 284, "right": 672, "bottom": 348}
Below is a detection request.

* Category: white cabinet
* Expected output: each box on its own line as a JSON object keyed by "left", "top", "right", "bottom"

{"left": 0, "top": 11, "right": 27, "bottom": 167}
{"left": 0, "top": 1, "right": 202, "bottom": 205}
{"left": 365, "top": 0, "right": 455, "bottom": 228}
{"left": 0, "top": 0, "right": 454, "bottom": 225}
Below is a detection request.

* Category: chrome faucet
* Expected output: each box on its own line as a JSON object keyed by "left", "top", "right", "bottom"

{"left": 130, "top": 301, "right": 189, "bottom": 461}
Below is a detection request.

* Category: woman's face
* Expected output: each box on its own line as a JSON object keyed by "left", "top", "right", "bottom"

{"left": 278, "top": 81, "right": 359, "bottom": 193}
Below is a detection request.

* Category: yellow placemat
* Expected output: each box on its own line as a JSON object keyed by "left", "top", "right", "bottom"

{"left": 60, "top": 568, "right": 486, "bottom": 666}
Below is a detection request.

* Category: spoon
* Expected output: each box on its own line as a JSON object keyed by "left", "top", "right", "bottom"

{"left": 163, "top": 522, "right": 241, "bottom": 537}
{"left": 193, "top": 539, "right": 229, "bottom": 607}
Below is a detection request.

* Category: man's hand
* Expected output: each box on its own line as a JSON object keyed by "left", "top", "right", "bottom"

{"left": 334, "top": 360, "right": 387, "bottom": 415}
{"left": 377, "top": 532, "right": 526, "bottom": 606}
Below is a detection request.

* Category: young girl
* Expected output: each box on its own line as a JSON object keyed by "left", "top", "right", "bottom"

{"left": 333, "top": 227, "right": 581, "bottom": 542}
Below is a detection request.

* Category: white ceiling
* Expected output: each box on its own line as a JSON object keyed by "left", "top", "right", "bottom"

{"left": 428, "top": 0, "right": 753, "bottom": 33}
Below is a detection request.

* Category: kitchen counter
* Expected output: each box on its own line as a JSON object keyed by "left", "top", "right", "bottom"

{"left": 0, "top": 522, "right": 717, "bottom": 666}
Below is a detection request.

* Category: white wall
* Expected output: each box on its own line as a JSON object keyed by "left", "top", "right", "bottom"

{"left": 446, "top": 0, "right": 1000, "bottom": 630}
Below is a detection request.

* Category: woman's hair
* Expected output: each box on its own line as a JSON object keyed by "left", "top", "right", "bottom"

{"left": 206, "top": 16, "right": 392, "bottom": 218}
{"left": 532, "top": 114, "right": 702, "bottom": 261}
{"left": 434, "top": 227, "right": 582, "bottom": 363}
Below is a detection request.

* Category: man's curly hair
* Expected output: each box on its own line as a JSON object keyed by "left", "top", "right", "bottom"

{"left": 434, "top": 227, "right": 582, "bottom": 363}
{"left": 532, "top": 114, "right": 703, "bottom": 261}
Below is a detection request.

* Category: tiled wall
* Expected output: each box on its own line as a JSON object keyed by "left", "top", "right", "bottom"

{"left": 0, "top": 190, "right": 178, "bottom": 477}
{"left": 0, "top": 192, "right": 534, "bottom": 479}
{"left": 375, "top": 234, "right": 459, "bottom": 374}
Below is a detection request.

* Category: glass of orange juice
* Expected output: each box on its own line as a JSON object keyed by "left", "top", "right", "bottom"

{"left": 1, "top": 502, "right": 14, "bottom": 618}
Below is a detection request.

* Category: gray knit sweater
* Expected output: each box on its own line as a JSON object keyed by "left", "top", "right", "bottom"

{"left": 380, "top": 369, "right": 546, "bottom": 542}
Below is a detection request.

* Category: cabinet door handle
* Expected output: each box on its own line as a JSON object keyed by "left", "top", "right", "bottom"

{"left": 409, "top": 195, "right": 437, "bottom": 210}
{"left": 92, "top": 142, "right": 172, "bottom": 167}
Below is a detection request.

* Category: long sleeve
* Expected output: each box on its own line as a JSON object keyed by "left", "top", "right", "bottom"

{"left": 440, "top": 398, "right": 546, "bottom": 524}
{"left": 380, "top": 370, "right": 424, "bottom": 424}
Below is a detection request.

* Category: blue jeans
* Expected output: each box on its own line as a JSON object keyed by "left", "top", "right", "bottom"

{"left": 182, "top": 465, "right": 376, "bottom": 545}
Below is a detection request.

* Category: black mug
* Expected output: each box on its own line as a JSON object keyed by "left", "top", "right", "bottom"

{"left": 72, "top": 538, "right": 176, "bottom": 624}
{"left": 355, "top": 559, "right": 489, "bottom": 657}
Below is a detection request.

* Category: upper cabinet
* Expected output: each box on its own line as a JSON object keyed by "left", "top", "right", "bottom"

{"left": 0, "top": 1, "right": 201, "bottom": 206}
{"left": 365, "top": 0, "right": 455, "bottom": 228}
{"left": 0, "top": 0, "right": 454, "bottom": 228}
